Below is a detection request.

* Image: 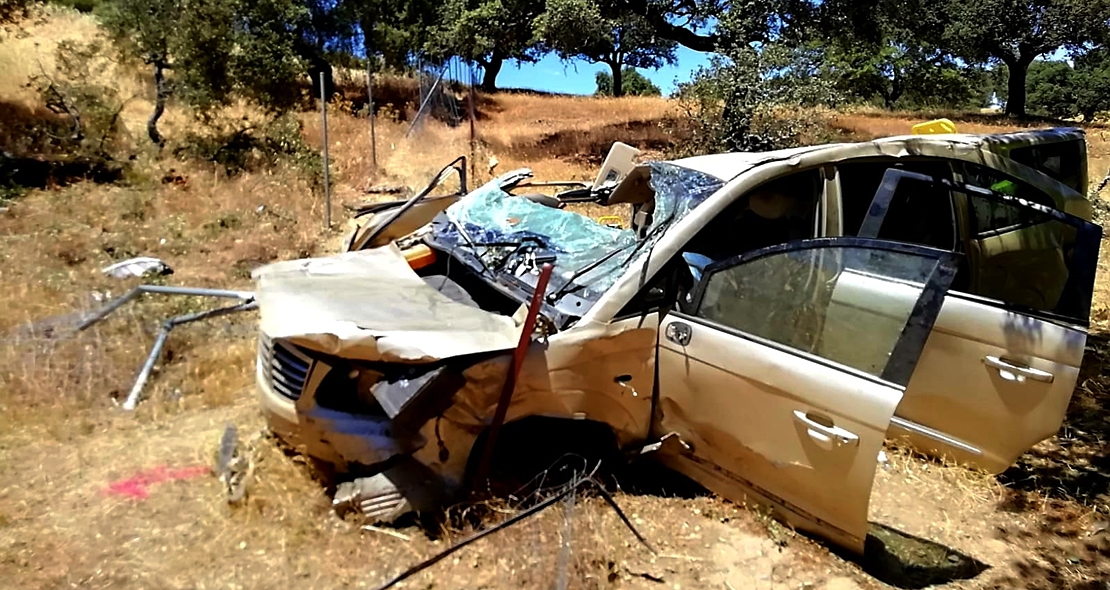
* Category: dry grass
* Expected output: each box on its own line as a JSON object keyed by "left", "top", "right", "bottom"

{"left": 4, "top": 9, "right": 1110, "bottom": 590}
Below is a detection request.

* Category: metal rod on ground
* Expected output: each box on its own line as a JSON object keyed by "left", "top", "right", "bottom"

{"left": 405, "top": 65, "right": 447, "bottom": 138}
{"left": 471, "top": 263, "right": 554, "bottom": 488}
{"left": 122, "top": 301, "right": 258, "bottom": 411}
{"left": 371, "top": 482, "right": 577, "bottom": 590}
{"left": 367, "top": 62, "right": 377, "bottom": 171}
{"left": 321, "top": 71, "right": 331, "bottom": 229}
{"left": 77, "top": 285, "right": 254, "bottom": 332}
{"left": 369, "top": 474, "right": 652, "bottom": 590}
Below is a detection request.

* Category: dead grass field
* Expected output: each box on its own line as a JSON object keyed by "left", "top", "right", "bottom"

{"left": 3, "top": 7, "right": 1110, "bottom": 590}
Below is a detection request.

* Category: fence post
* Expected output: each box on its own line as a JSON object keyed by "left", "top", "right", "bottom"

{"left": 320, "top": 71, "right": 331, "bottom": 229}
{"left": 367, "top": 62, "right": 378, "bottom": 172}
{"left": 468, "top": 62, "right": 477, "bottom": 181}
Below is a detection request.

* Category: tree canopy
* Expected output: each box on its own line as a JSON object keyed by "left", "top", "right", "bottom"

{"left": 595, "top": 67, "right": 662, "bottom": 96}
{"left": 537, "top": 0, "right": 676, "bottom": 96}
{"left": 52, "top": 0, "right": 1104, "bottom": 123}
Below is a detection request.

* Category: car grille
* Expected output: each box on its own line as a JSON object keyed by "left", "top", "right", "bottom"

{"left": 258, "top": 334, "right": 313, "bottom": 400}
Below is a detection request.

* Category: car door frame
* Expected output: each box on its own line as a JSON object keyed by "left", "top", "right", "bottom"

{"left": 652, "top": 236, "right": 960, "bottom": 552}
{"left": 859, "top": 168, "right": 1101, "bottom": 328}
{"left": 854, "top": 167, "right": 1102, "bottom": 469}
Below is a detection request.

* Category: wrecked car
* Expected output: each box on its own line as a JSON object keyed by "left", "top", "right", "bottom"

{"left": 252, "top": 128, "right": 1100, "bottom": 554}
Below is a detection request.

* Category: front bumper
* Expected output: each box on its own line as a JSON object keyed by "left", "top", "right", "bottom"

{"left": 255, "top": 334, "right": 480, "bottom": 522}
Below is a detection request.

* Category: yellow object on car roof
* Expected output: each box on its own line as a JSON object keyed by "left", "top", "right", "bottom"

{"left": 912, "top": 119, "right": 958, "bottom": 135}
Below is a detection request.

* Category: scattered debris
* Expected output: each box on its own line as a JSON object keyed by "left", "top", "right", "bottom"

{"left": 103, "top": 465, "right": 211, "bottom": 500}
{"left": 334, "top": 460, "right": 447, "bottom": 523}
{"left": 215, "top": 424, "right": 261, "bottom": 504}
{"left": 101, "top": 257, "right": 173, "bottom": 279}
{"left": 361, "top": 525, "right": 412, "bottom": 542}
{"left": 78, "top": 285, "right": 256, "bottom": 410}
{"left": 364, "top": 184, "right": 407, "bottom": 195}
{"left": 161, "top": 169, "right": 188, "bottom": 186}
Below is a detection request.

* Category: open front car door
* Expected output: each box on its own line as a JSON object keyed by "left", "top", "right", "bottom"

{"left": 654, "top": 238, "right": 959, "bottom": 553}
{"left": 859, "top": 169, "right": 1101, "bottom": 473}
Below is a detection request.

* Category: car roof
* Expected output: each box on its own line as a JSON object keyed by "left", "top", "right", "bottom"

{"left": 665, "top": 145, "right": 839, "bottom": 181}
{"left": 661, "top": 128, "right": 1085, "bottom": 182}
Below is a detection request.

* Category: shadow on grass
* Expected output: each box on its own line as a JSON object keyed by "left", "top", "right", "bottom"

{"left": 998, "top": 331, "right": 1110, "bottom": 510}
{"left": 851, "top": 523, "right": 988, "bottom": 589}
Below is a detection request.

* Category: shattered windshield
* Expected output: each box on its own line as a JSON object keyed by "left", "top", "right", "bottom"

{"left": 436, "top": 162, "right": 725, "bottom": 302}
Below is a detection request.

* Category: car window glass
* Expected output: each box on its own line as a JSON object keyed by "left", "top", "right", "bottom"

{"left": 955, "top": 162, "right": 1056, "bottom": 233}
{"left": 873, "top": 172, "right": 957, "bottom": 251}
{"left": 696, "top": 246, "right": 942, "bottom": 381}
{"left": 1007, "top": 141, "right": 1085, "bottom": 195}
{"left": 683, "top": 169, "right": 822, "bottom": 266}
{"left": 864, "top": 170, "right": 1097, "bottom": 326}
{"left": 838, "top": 160, "right": 954, "bottom": 235}
{"left": 955, "top": 186, "right": 1087, "bottom": 322}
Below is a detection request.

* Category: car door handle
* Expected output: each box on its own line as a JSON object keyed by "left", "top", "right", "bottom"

{"left": 982, "top": 356, "right": 1054, "bottom": 384}
{"left": 793, "top": 410, "right": 860, "bottom": 448}
{"left": 664, "top": 321, "right": 692, "bottom": 346}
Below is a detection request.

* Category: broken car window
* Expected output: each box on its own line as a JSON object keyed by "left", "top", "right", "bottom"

{"left": 438, "top": 162, "right": 724, "bottom": 301}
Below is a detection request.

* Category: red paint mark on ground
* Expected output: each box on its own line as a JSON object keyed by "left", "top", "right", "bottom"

{"left": 104, "top": 465, "right": 212, "bottom": 499}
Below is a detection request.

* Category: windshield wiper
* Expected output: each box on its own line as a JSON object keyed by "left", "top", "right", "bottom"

{"left": 546, "top": 242, "right": 635, "bottom": 304}
{"left": 546, "top": 210, "right": 677, "bottom": 306}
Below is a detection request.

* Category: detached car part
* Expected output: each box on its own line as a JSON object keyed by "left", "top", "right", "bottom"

{"left": 78, "top": 285, "right": 257, "bottom": 410}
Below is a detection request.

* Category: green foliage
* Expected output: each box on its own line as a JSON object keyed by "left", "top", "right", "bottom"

{"left": 595, "top": 68, "right": 660, "bottom": 96}
{"left": 351, "top": 0, "right": 439, "bottom": 71}
{"left": 26, "top": 40, "right": 128, "bottom": 159}
{"left": 1073, "top": 48, "right": 1110, "bottom": 121}
{"left": 174, "top": 113, "right": 323, "bottom": 186}
{"left": 537, "top": 0, "right": 676, "bottom": 96}
{"left": 430, "top": 0, "right": 547, "bottom": 89}
{"left": 1026, "top": 51, "right": 1110, "bottom": 121}
{"left": 1026, "top": 60, "right": 1078, "bottom": 118}
{"left": 674, "top": 43, "right": 839, "bottom": 155}
{"left": 939, "top": 0, "right": 1110, "bottom": 115}
{"left": 822, "top": 42, "right": 985, "bottom": 110}
{"left": 100, "top": 0, "right": 312, "bottom": 130}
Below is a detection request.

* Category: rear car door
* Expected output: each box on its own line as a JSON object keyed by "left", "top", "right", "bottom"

{"left": 859, "top": 169, "right": 1101, "bottom": 473}
{"left": 654, "top": 238, "right": 959, "bottom": 553}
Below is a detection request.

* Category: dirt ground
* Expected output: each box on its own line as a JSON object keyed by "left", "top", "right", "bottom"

{"left": 3, "top": 10, "right": 1110, "bottom": 589}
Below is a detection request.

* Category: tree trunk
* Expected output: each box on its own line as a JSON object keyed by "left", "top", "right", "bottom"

{"left": 481, "top": 53, "right": 504, "bottom": 93}
{"left": 147, "top": 59, "right": 168, "bottom": 147}
{"left": 308, "top": 54, "right": 335, "bottom": 100}
{"left": 611, "top": 62, "right": 623, "bottom": 97}
{"left": 1005, "top": 57, "right": 1032, "bottom": 117}
{"left": 886, "top": 74, "right": 904, "bottom": 109}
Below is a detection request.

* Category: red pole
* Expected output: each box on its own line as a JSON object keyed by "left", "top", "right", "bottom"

{"left": 471, "top": 263, "right": 554, "bottom": 489}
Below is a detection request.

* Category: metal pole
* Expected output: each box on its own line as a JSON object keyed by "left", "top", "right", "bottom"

{"left": 471, "top": 263, "right": 554, "bottom": 488}
{"left": 367, "top": 61, "right": 378, "bottom": 171}
{"left": 468, "top": 62, "right": 477, "bottom": 181}
{"left": 121, "top": 301, "right": 258, "bottom": 411}
{"left": 77, "top": 285, "right": 254, "bottom": 332}
{"left": 320, "top": 71, "right": 331, "bottom": 229}
{"left": 405, "top": 65, "right": 448, "bottom": 138}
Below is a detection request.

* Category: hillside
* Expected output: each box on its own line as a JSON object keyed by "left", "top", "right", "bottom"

{"left": 1, "top": 7, "right": 1110, "bottom": 590}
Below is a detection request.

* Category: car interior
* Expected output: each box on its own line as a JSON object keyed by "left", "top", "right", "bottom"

{"left": 838, "top": 159, "right": 1078, "bottom": 321}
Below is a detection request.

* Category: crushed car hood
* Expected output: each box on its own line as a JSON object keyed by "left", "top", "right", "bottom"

{"left": 252, "top": 244, "right": 523, "bottom": 362}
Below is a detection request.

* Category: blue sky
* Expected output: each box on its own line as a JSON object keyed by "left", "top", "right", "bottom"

{"left": 495, "top": 46, "right": 713, "bottom": 95}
